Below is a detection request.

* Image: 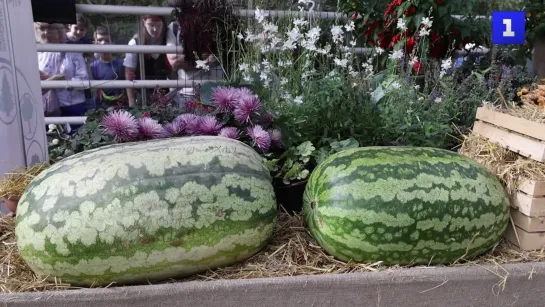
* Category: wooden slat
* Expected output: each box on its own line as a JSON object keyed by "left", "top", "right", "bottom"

{"left": 475, "top": 107, "right": 545, "bottom": 142}
{"left": 518, "top": 180, "right": 545, "bottom": 197}
{"left": 511, "top": 192, "right": 545, "bottom": 217}
{"left": 473, "top": 121, "right": 545, "bottom": 163}
{"left": 505, "top": 224, "right": 545, "bottom": 250}
{"left": 510, "top": 208, "right": 545, "bottom": 232}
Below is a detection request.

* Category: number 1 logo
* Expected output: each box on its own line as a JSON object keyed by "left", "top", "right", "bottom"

{"left": 492, "top": 11, "right": 525, "bottom": 45}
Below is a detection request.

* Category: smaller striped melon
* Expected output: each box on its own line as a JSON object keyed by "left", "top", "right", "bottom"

{"left": 303, "top": 146, "right": 510, "bottom": 265}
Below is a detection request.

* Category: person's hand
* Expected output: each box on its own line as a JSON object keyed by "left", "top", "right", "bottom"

{"left": 39, "top": 70, "right": 50, "bottom": 80}
{"left": 46, "top": 73, "right": 65, "bottom": 81}
{"left": 171, "top": 54, "right": 187, "bottom": 69}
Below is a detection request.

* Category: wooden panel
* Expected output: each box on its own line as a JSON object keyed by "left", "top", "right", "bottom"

{"left": 505, "top": 224, "right": 545, "bottom": 250}
{"left": 510, "top": 208, "right": 545, "bottom": 232}
{"left": 511, "top": 192, "right": 545, "bottom": 217}
{"left": 473, "top": 121, "right": 545, "bottom": 163}
{"left": 518, "top": 180, "right": 545, "bottom": 197}
{"left": 475, "top": 107, "right": 545, "bottom": 142}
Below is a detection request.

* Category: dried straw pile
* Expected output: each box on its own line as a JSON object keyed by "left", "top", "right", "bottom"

{"left": 0, "top": 163, "right": 49, "bottom": 199}
{"left": 2, "top": 210, "right": 545, "bottom": 293}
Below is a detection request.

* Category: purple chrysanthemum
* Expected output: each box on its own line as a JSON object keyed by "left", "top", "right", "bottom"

{"left": 197, "top": 115, "right": 223, "bottom": 135}
{"left": 100, "top": 110, "right": 139, "bottom": 142}
{"left": 181, "top": 114, "right": 201, "bottom": 136}
{"left": 137, "top": 117, "right": 169, "bottom": 140}
{"left": 211, "top": 86, "right": 238, "bottom": 112}
{"left": 268, "top": 129, "right": 282, "bottom": 148}
{"left": 218, "top": 127, "right": 240, "bottom": 139}
{"left": 247, "top": 125, "right": 271, "bottom": 152}
{"left": 233, "top": 87, "right": 255, "bottom": 103}
{"left": 233, "top": 95, "right": 261, "bottom": 123}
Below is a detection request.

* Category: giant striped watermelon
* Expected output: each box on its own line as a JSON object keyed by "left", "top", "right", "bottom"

{"left": 303, "top": 146, "right": 509, "bottom": 265}
{"left": 15, "top": 136, "right": 276, "bottom": 286}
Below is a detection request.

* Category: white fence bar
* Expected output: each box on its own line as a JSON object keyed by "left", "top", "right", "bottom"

{"left": 45, "top": 117, "right": 87, "bottom": 125}
{"left": 36, "top": 44, "right": 181, "bottom": 54}
{"left": 41, "top": 79, "right": 214, "bottom": 89}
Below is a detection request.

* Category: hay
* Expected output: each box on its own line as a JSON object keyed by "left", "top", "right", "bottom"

{"left": 1, "top": 211, "right": 544, "bottom": 293}
{"left": 458, "top": 133, "right": 545, "bottom": 193}
{"left": 483, "top": 102, "right": 545, "bottom": 124}
{"left": 0, "top": 163, "right": 49, "bottom": 199}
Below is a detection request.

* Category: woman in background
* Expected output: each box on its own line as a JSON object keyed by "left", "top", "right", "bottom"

{"left": 123, "top": 14, "right": 172, "bottom": 106}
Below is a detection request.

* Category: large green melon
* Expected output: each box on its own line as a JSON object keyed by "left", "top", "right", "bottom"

{"left": 15, "top": 136, "right": 276, "bottom": 286}
{"left": 303, "top": 146, "right": 509, "bottom": 265}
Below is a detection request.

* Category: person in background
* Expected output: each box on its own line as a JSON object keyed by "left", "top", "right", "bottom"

{"left": 36, "top": 22, "right": 89, "bottom": 129}
{"left": 165, "top": 0, "right": 223, "bottom": 108}
{"left": 123, "top": 14, "right": 172, "bottom": 107}
{"left": 65, "top": 13, "right": 94, "bottom": 111}
{"left": 90, "top": 26, "right": 126, "bottom": 110}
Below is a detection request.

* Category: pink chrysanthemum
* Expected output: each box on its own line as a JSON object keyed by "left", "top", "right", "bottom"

{"left": 234, "top": 87, "right": 255, "bottom": 103}
{"left": 268, "top": 129, "right": 282, "bottom": 148}
{"left": 182, "top": 114, "right": 201, "bottom": 135}
{"left": 197, "top": 115, "right": 223, "bottom": 135}
{"left": 233, "top": 95, "right": 261, "bottom": 123}
{"left": 247, "top": 125, "right": 271, "bottom": 152}
{"left": 100, "top": 110, "right": 139, "bottom": 142}
{"left": 211, "top": 86, "right": 238, "bottom": 112}
{"left": 218, "top": 127, "right": 240, "bottom": 139}
{"left": 137, "top": 117, "right": 168, "bottom": 140}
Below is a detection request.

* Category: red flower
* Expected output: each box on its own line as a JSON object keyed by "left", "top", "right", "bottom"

{"left": 430, "top": 44, "right": 446, "bottom": 58}
{"left": 142, "top": 112, "right": 151, "bottom": 118}
{"left": 450, "top": 27, "right": 460, "bottom": 37}
{"left": 430, "top": 32, "right": 441, "bottom": 43}
{"left": 406, "top": 37, "right": 416, "bottom": 53}
{"left": 389, "top": 34, "right": 402, "bottom": 48}
{"left": 413, "top": 61, "right": 422, "bottom": 73}
{"left": 404, "top": 5, "right": 416, "bottom": 16}
{"left": 351, "top": 12, "right": 358, "bottom": 20}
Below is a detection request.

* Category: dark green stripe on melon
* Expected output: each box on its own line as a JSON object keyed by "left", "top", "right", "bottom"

{"left": 303, "top": 146, "right": 509, "bottom": 265}
{"left": 15, "top": 136, "right": 277, "bottom": 286}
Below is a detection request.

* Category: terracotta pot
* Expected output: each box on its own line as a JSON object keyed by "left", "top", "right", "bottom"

{"left": 3, "top": 196, "right": 20, "bottom": 215}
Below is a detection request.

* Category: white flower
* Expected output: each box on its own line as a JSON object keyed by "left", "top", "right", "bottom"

{"left": 410, "top": 56, "right": 419, "bottom": 65}
{"left": 441, "top": 59, "right": 452, "bottom": 71}
{"left": 421, "top": 17, "right": 433, "bottom": 28}
{"left": 388, "top": 49, "right": 404, "bottom": 60}
{"left": 293, "top": 18, "right": 308, "bottom": 27}
{"left": 48, "top": 124, "right": 57, "bottom": 130}
{"left": 391, "top": 81, "right": 401, "bottom": 89}
{"left": 263, "top": 22, "right": 278, "bottom": 33}
{"left": 280, "top": 78, "right": 288, "bottom": 85}
{"left": 419, "top": 28, "right": 430, "bottom": 36}
{"left": 414, "top": 85, "right": 420, "bottom": 90}
{"left": 237, "top": 33, "right": 244, "bottom": 40}
{"left": 331, "top": 25, "right": 344, "bottom": 43}
{"left": 465, "top": 43, "right": 476, "bottom": 50}
{"left": 254, "top": 7, "right": 268, "bottom": 23}
{"left": 293, "top": 96, "right": 303, "bottom": 104}
{"left": 374, "top": 47, "right": 384, "bottom": 54}
{"left": 362, "top": 62, "right": 373, "bottom": 75}
{"left": 243, "top": 75, "right": 253, "bottom": 82}
{"left": 334, "top": 58, "right": 348, "bottom": 67}
{"left": 397, "top": 18, "right": 407, "bottom": 31}
{"left": 345, "top": 21, "right": 355, "bottom": 32}
{"left": 51, "top": 139, "right": 59, "bottom": 145}
{"left": 238, "top": 63, "right": 249, "bottom": 71}
{"left": 195, "top": 60, "right": 210, "bottom": 71}
{"left": 418, "top": 97, "right": 424, "bottom": 101}
{"left": 434, "top": 97, "right": 442, "bottom": 103}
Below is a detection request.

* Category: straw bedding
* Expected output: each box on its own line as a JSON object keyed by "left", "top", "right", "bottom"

{"left": 1, "top": 210, "right": 544, "bottom": 293}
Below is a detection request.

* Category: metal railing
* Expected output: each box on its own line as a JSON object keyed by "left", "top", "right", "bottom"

{"left": 40, "top": 4, "right": 490, "bottom": 125}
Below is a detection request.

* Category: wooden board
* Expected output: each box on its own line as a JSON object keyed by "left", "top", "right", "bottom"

{"left": 511, "top": 192, "right": 545, "bottom": 217}
{"left": 505, "top": 224, "right": 545, "bottom": 250}
{"left": 475, "top": 107, "right": 545, "bottom": 142}
{"left": 518, "top": 179, "right": 545, "bottom": 197}
{"left": 472, "top": 121, "right": 545, "bottom": 163}
{"left": 510, "top": 208, "right": 545, "bottom": 232}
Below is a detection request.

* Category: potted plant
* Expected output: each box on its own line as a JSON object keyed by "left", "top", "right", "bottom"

{"left": 267, "top": 138, "right": 360, "bottom": 213}
{"left": 0, "top": 163, "right": 49, "bottom": 216}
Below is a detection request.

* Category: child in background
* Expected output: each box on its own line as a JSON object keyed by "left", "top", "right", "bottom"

{"left": 90, "top": 27, "right": 126, "bottom": 110}
{"left": 65, "top": 13, "right": 95, "bottom": 110}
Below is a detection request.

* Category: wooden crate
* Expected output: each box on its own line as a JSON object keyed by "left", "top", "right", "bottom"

{"left": 510, "top": 208, "right": 545, "bottom": 232}
{"left": 511, "top": 179, "right": 545, "bottom": 217}
{"left": 473, "top": 107, "right": 545, "bottom": 163}
{"left": 505, "top": 223, "right": 545, "bottom": 251}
